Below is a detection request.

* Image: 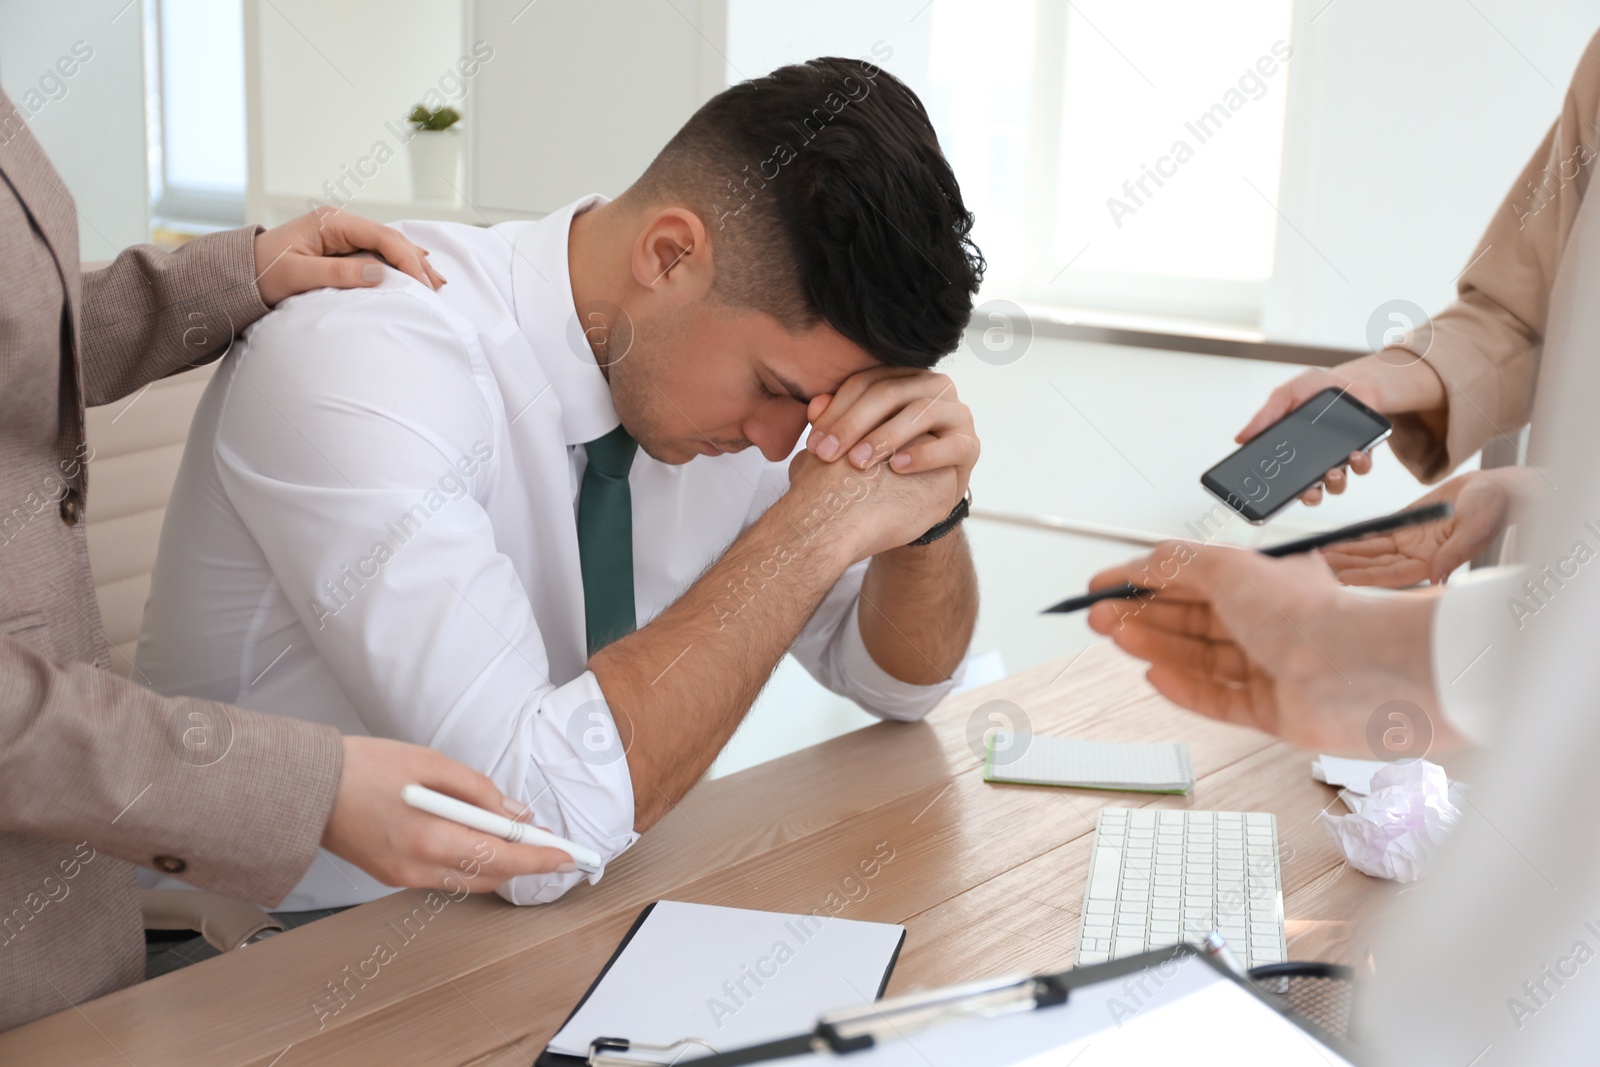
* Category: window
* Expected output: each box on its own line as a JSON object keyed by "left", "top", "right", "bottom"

{"left": 927, "top": 0, "right": 1294, "bottom": 325}
{"left": 727, "top": 0, "right": 1294, "bottom": 328}
{"left": 145, "top": 0, "right": 247, "bottom": 227}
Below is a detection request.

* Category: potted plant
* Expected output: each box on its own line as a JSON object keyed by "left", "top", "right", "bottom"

{"left": 407, "top": 104, "right": 462, "bottom": 203}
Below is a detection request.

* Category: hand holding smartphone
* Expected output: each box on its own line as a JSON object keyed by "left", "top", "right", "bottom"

{"left": 1202, "top": 388, "right": 1392, "bottom": 524}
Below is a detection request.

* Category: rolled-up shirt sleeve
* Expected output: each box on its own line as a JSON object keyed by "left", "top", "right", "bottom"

{"left": 213, "top": 285, "right": 635, "bottom": 905}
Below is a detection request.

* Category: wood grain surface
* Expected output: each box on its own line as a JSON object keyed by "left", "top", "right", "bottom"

{"left": 0, "top": 641, "right": 1391, "bottom": 1065}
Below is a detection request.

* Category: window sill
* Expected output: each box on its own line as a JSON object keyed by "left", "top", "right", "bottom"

{"left": 1010, "top": 300, "right": 1364, "bottom": 368}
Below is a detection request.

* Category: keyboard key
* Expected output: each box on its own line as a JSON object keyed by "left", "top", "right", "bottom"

{"left": 1088, "top": 848, "right": 1122, "bottom": 900}
{"left": 1114, "top": 937, "right": 1146, "bottom": 957}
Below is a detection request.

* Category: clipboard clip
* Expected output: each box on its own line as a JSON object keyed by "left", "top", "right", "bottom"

{"left": 813, "top": 971, "right": 1070, "bottom": 1055}
{"left": 587, "top": 1035, "right": 720, "bottom": 1066}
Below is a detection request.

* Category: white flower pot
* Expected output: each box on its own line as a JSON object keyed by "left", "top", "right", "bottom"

{"left": 408, "top": 128, "right": 463, "bottom": 203}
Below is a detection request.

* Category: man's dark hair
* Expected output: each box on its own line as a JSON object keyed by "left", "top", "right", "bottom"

{"left": 632, "top": 56, "right": 985, "bottom": 368}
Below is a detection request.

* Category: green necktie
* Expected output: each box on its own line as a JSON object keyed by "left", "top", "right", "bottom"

{"left": 578, "top": 424, "right": 638, "bottom": 656}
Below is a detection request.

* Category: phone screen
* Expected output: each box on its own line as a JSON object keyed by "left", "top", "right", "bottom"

{"left": 1201, "top": 388, "right": 1391, "bottom": 523}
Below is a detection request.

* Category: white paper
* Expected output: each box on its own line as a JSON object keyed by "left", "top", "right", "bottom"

{"left": 1311, "top": 754, "right": 1391, "bottom": 795}
{"left": 1318, "top": 760, "right": 1462, "bottom": 882}
{"left": 548, "top": 901, "right": 904, "bottom": 1061}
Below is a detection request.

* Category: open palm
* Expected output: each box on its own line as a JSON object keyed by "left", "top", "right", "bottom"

{"left": 1320, "top": 472, "right": 1511, "bottom": 587}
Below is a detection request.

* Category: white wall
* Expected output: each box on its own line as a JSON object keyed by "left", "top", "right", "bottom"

{"left": 249, "top": 0, "right": 464, "bottom": 212}
{"left": 1265, "top": 0, "right": 1596, "bottom": 346}
{"left": 470, "top": 0, "right": 722, "bottom": 214}
{"left": 0, "top": 0, "right": 148, "bottom": 261}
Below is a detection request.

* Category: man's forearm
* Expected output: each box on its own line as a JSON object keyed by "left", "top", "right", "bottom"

{"left": 590, "top": 488, "right": 860, "bottom": 829}
{"left": 858, "top": 528, "right": 976, "bottom": 685}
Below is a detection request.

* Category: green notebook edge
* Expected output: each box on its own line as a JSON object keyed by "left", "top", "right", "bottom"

{"left": 983, "top": 733, "right": 1195, "bottom": 795}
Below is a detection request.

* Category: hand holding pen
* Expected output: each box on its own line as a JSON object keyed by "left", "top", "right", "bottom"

{"left": 1063, "top": 503, "right": 1463, "bottom": 753}
{"left": 1042, "top": 503, "right": 1453, "bottom": 615}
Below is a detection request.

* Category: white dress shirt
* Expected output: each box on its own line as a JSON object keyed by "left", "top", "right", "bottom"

{"left": 135, "top": 196, "right": 958, "bottom": 910}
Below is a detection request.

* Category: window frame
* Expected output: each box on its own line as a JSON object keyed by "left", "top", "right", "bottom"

{"left": 145, "top": 0, "right": 247, "bottom": 229}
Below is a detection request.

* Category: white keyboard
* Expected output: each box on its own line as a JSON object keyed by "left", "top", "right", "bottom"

{"left": 1074, "top": 807, "right": 1286, "bottom": 969}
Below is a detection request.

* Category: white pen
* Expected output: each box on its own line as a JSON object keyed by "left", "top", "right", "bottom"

{"left": 400, "top": 784, "right": 603, "bottom": 875}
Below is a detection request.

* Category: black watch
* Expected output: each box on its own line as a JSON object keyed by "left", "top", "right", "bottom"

{"left": 907, "top": 490, "right": 971, "bottom": 546}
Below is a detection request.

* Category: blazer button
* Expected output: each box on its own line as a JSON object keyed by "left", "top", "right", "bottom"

{"left": 59, "top": 488, "right": 82, "bottom": 526}
{"left": 152, "top": 855, "right": 188, "bottom": 874}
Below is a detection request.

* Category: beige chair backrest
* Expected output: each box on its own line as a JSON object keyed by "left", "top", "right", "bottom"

{"left": 84, "top": 363, "right": 217, "bottom": 677}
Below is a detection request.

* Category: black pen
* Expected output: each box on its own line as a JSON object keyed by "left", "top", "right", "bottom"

{"left": 1041, "top": 501, "right": 1454, "bottom": 614}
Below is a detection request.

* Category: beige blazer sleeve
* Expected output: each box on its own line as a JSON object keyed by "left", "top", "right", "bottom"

{"left": 0, "top": 637, "right": 344, "bottom": 907}
{"left": 1384, "top": 30, "right": 1600, "bottom": 482}
{"left": 78, "top": 225, "right": 270, "bottom": 406}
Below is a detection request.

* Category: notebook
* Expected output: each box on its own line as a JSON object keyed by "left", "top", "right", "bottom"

{"left": 538, "top": 900, "right": 906, "bottom": 1065}
{"left": 984, "top": 730, "right": 1194, "bottom": 794}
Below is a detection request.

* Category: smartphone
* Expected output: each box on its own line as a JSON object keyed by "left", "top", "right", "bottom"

{"left": 1201, "top": 388, "right": 1392, "bottom": 524}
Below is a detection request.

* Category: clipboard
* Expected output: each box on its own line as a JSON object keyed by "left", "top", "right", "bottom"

{"left": 535, "top": 903, "right": 662, "bottom": 1067}
{"left": 673, "top": 944, "right": 1365, "bottom": 1066}
{"left": 536, "top": 902, "right": 906, "bottom": 1067}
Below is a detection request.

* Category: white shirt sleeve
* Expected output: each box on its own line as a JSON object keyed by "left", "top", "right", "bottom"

{"left": 1431, "top": 564, "right": 1531, "bottom": 746}
{"left": 213, "top": 288, "right": 635, "bottom": 905}
{"left": 749, "top": 461, "right": 966, "bottom": 723}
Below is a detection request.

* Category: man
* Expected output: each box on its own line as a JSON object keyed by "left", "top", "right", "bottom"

{"left": 0, "top": 87, "right": 577, "bottom": 1031}
{"left": 136, "top": 57, "right": 985, "bottom": 909}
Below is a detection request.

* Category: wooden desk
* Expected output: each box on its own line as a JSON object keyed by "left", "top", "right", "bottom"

{"left": 1, "top": 642, "right": 1393, "bottom": 1065}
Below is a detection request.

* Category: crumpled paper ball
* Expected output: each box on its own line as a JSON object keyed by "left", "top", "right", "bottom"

{"left": 1317, "top": 760, "right": 1461, "bottom": 882}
